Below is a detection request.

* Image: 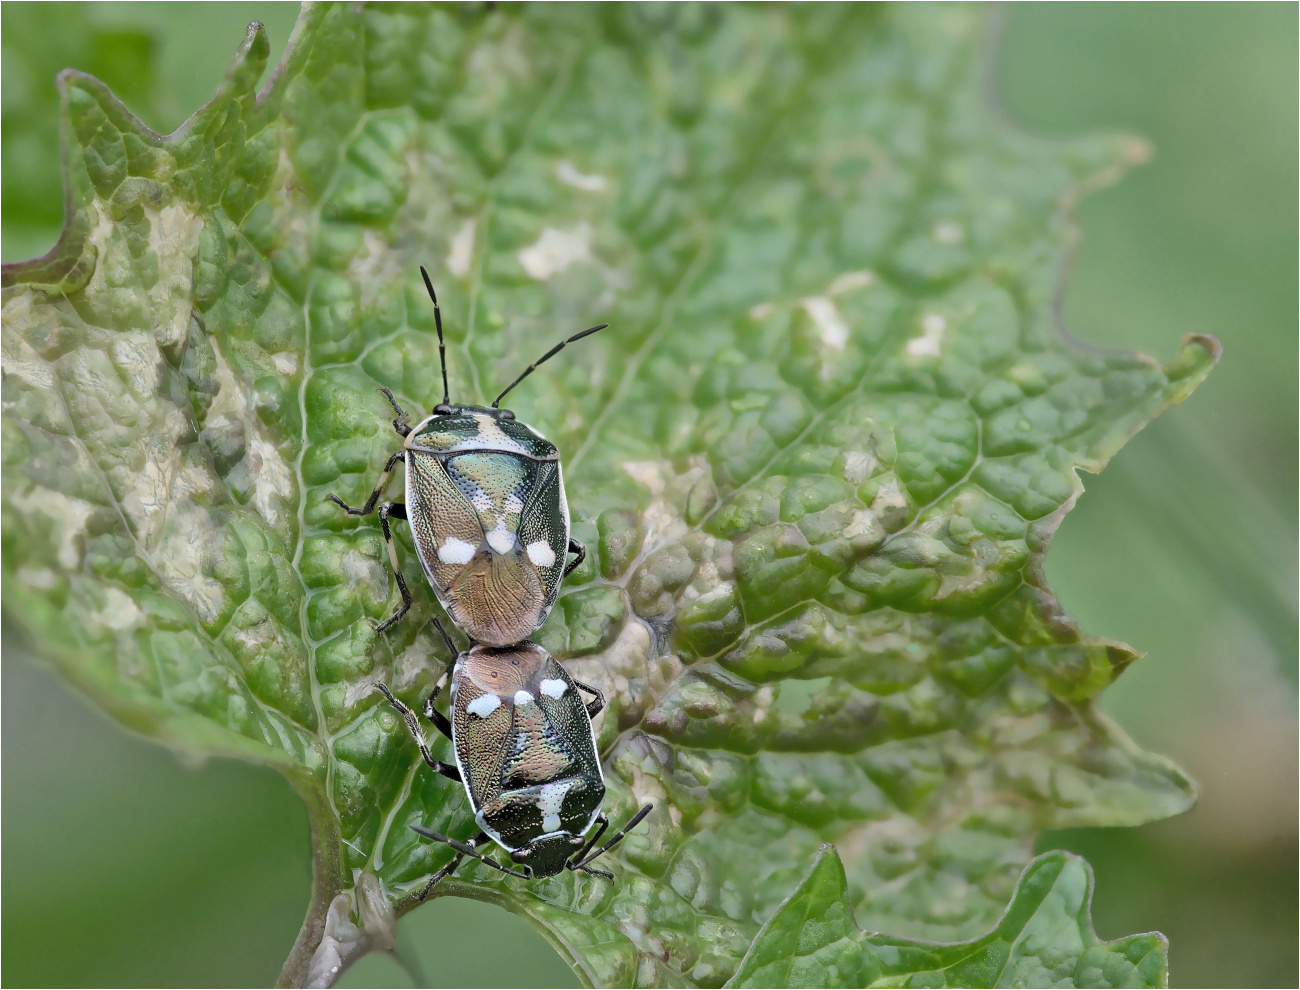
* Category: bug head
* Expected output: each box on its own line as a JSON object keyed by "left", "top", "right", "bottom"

{"left": 430, "top": 401, "right": 515, "bottom": 421}
{"left": 419, "top": 265, "right": 608, "bottom": 420}
{"left": 510, "top": 833, "right": 584, "bottom": 879}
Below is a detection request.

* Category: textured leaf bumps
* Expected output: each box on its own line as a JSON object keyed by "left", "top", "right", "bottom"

{"left": 2, "top": 4, "right": 1213, "bottom": 986}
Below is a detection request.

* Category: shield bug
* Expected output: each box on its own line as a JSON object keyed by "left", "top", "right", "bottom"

{"left": 378, "top": 621, "right": 652, "bottom": 895}
{"left": 328, "top": 267, "right": 608, "bottom": 645}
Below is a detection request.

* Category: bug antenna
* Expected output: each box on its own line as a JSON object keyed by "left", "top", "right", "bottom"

{"left": 491, "top": 323, "right": 610, "bottom": 409}
{"left": 574, "top": 804, "right": 653, "bottom": 869}
{"left": 420, "top": 266, "right": 451, "bottom": 407}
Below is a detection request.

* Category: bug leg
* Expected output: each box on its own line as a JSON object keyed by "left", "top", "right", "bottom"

{"left": 428, "top": 615, "right": 460, "bottom": 657}
{"left": 410, "top": 825, "right": 529, "bottom": 880}
{"left": 572, "top": 804, "right": 653, "bottom": 872}
{"left": 375, "top": 502, "right": 413, "bottom": 633}
{"left": 326, "top": 451, "right": 405, "bottom": 516}
{"left": 377, "top": 387, "right": 412, "bottom": 438}
{"left": 422, "top": 668, "right": 454, "bottom": 742}
{"left": 375, "top": 682, "right": 461, "bottom": 782}
{"left": 574, "top": 864, "right": 615, "bottom": 880}
{"left": 416, "top": 831, "right": 492, "bottom": 900}
{"left": 562, "top": 538, "right": 586, "bottom": 579}
{"left": 572, "top": 679, "right": 605, "bottom": 719}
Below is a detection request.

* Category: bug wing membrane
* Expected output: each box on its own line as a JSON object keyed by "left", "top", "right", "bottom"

{"left": 453, "top": 681, "right": 515, "bottom": 810}
{"left": 530, "top": 657, "right": 605, "bottom": 836}
{"left": 516, "top": 461, "right": 568, "bottom": 602}
{"left": 405, "top": 452, "right": 484, "bottom": 590}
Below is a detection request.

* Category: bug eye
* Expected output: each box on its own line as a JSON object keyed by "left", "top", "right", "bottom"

{"left": 511, "top": 849, "right": 529, "bottom": 863}
{"left": 570, "top": 835, "right": 586, "bottom": 847}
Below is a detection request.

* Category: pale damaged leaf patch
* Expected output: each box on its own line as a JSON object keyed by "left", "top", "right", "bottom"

{"left": 2, "top": 4, "right": 1214, "bottom": 987}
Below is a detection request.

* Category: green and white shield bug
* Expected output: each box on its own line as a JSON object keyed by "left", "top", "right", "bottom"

{"left": 329, "top": 267, "right": 609, "bottom": 645}
{"left": 378, "top": 621, "right": 652, "bottom": 895}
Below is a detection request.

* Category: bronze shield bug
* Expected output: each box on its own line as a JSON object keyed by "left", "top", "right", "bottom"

{"left": 378, "top": 622, "right": 652, "bottom": 894}
{"left": 329, "top": 267, "right": 608, "bottom": 646}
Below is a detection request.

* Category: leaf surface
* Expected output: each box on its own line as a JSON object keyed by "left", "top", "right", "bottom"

{"left": 1, "top": 3, "right": 1213, "bottom": 986}
{"left": 728, "top": 847, "right": 1167, "bottom": 988}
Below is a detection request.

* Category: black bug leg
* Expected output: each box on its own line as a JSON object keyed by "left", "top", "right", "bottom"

{"left": 326, "top": 451, "right": 405, "bottom": 517}
{"left": 419, "top": 617, "right": 460, "bottom": 740}
{"left": 410, "top": 825, "right": 530, "bottom": 892}
{"left": 375, "top": 503, "right": 413, "bottom": 633}
{"left": 378, "top": 387, "right": 412, "bottom": 438}
{"left": 572, "top": 679, "right": 605, "bottom": 719}
{"left": 375, "top": 683, "right": 460, "bottom": 783}
{"left": 413, "top": 831, "right": 492, "bottom": 899}
{"left": 570, "top": 804, "right": 653, "bottom": 875}
{"left": 562, "top": 538, "right": 586, "bottom": 580}
{"left": 421, "top": 669, "right": 455, "bottom": 743}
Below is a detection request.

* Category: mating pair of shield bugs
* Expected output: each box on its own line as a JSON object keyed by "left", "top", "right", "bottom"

{"left": 329, "top": 268, "right": 650, "bottom": 894}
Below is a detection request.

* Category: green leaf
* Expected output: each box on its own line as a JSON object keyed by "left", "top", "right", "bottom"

{"left": 1, "top": 3, "right": 1214, "bottom": 987}
{"left": 728, "top": 845, "right": 1167, "bottom": 988}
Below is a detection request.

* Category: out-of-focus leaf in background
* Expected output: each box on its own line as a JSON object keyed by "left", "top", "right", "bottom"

{"left": 1000, "top": 6, "right": 1297, "bottom": 989}
{"left": 1, "top": 3, "right": 1294, "bottom": 989}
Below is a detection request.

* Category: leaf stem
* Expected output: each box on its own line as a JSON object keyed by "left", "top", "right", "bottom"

{"left": 276, "top": 771, "right": 346, "bottom": 989}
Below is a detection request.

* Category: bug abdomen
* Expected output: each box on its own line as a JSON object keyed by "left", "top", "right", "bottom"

{"left": 479, "top": 774, "right": 605, "bottom": 846}
{"left": 406, "top": 449, "right": 566, "bottom": 647}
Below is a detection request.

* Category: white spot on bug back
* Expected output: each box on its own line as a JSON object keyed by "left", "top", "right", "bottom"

{"left": 801, "top": 296, "right": 849, "bottom": 350}
{"left": 469, "top": 487, "right": 492, "bottom": 512}
{"left": 526, "top": 540, "right": 556, "bottom": 568}
{"left": 446, "top": 218, "right": 476, "bottom": 277}
{"left": 555, "top": 160, "right": 609, "bottom": 191}
{"left": 907, "top": 312, "right": 946, "bottom": 357}
{"left": 536, "top": 780, "right": 571, "bottom": 834}
{"left": 486, "top": 518, "right": 515, "bottom": 555}
{"left": 518, "top": 223, "right": 591, "bottom": 281}
{"left": 438, "top": 536, "right": 476, "bottom": 565}
{"left": 540, "top": 678, "right": 568, "bottom": 699}
{"left": 504, "top": 493, "right": 524, "bottom": 514}
{"left": 467, "top": 693, "right": 501, "bottom": 718}
{"left": 514, "top": 689, "right": 534, "bottom": 706}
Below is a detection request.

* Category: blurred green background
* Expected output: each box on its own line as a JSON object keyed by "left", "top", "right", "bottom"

{"left": 2, "top": 3, "right": 1295, "bottom": 987}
